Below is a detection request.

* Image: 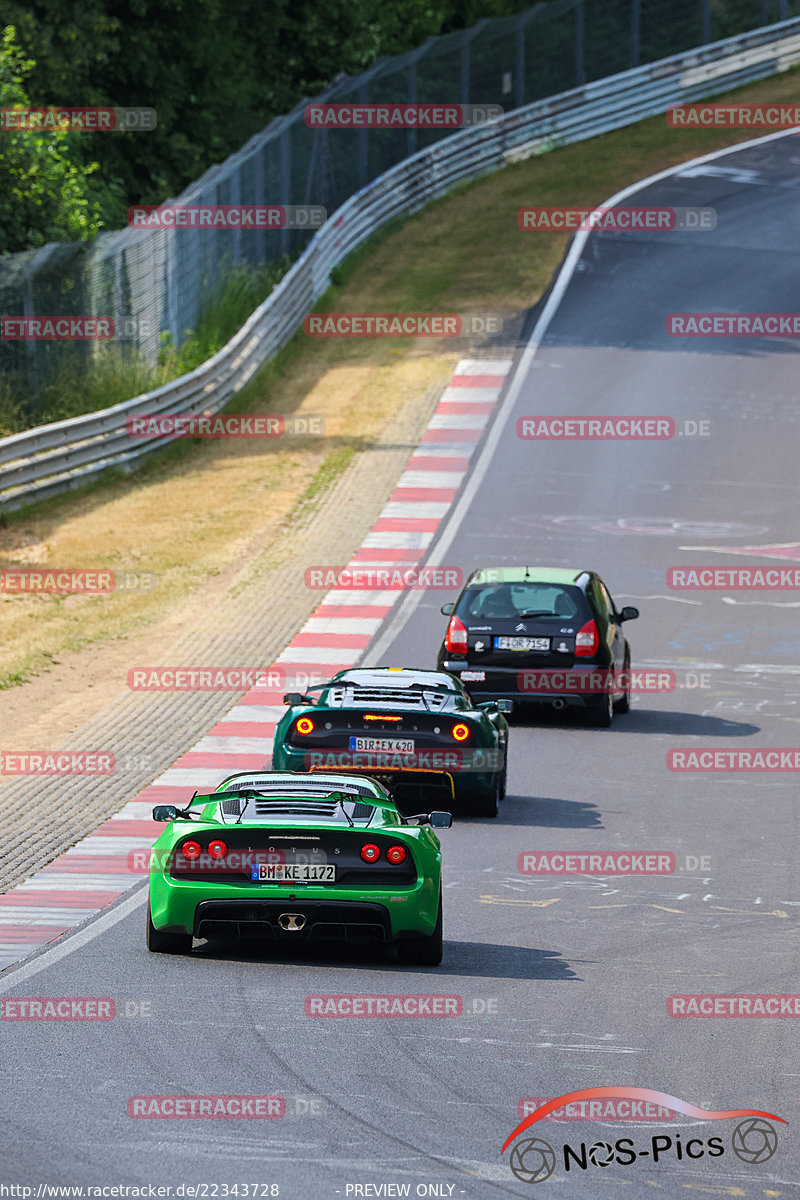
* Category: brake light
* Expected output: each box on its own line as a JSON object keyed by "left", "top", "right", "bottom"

{"left": 180, "top": 840, "right": 202, "bottom": 860}
{"left": 207, "top": 839, "right": 228, "bottom": 859}
{"left": 295, "top": 717, "right": 315, "bottom": 735}
{"left": 575, "top": 618, "right": 599, "bottom": 657}
{"left": 445, "top": 614, "right": 468, "bottom": 653}
{"left": 451, "top": 723, "right": 470, "bottom": 742}
{"left": 364, "top": 714, "right": 402, "bottom": 721}
{"left": 360, "top": 843, "right": 380, "bottom": 863}
{"left": 386, "top": 845, "right": 406, "bottom": 864}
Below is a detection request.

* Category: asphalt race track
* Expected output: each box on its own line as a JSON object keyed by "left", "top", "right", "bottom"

{"left": 2, "top": 132, "right": 799, "bottom": 1196}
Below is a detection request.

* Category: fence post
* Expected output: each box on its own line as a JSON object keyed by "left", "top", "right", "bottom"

{"left": 408, "top": 59, "right": 418, "bottom": 159}
{"left": 575, "top": 0, "right": 586, "bottom": 86}
{"left": 21, "top": 272, "right": 39, "bottom": 392}
{"left": 460, "top": 20, "right": 489, "bottom": 105}
{"left": 701, "top": 0, "right": 711, "bottom": 44}
{"left": 515, "top": 13, "right": 526, "bottom": 108}
{"left": 280, "top": 127, "right": 291, "bottom": 257}
{"left": 631, "top": 0, "right": 641, "bottom": 68}
{"left": 358, "top": 82, "right": 369, "bottom": 189}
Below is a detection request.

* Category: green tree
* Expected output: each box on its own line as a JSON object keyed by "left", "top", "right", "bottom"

{"left": 0, "top": 26, "right": 105, "bottom": 253}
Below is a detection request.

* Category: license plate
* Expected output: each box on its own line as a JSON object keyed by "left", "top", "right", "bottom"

{"left": 251, "top": 864, "right": 336, "bottom": 882}
{"left": 461, "top": 670, "right": 486, "bottom": 681}
{"left": 495, "top": 636, "right": 550, "bottom": 651}
{"left": 349, "top": 736, "right": 414, "bottom": 752}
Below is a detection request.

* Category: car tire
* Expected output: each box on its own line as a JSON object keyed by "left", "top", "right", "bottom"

{"left": 469, "top": 773, "right": 501, "bottom": 818}
{"left": 587, "top": 689, "right": 614, "bottom": 728}
{"left": 616, "top": 662, "right": 631, "bottom": 714}
{"left": 146, "top": 902, "right": 193, "bottom": 954}
{"left": 399, "top": 890, "right": 443, "bottom": 966}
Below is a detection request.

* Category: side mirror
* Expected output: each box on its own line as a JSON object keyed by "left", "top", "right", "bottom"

{"left": 496, "top": 699, "right": 514, "bottom": 713}
{"left": 440, "top": 602, "right": 454, "bottom": 616}
{"left": 619, "top": 606, "right": 639, "bottom": 622}
{"left": 283, "top": 692, "right": 305, "bottom": 705}
{"left": 429, "top": 811, "right": 453, "bottom": 828}
{"left": 152, "top": 805, "right": 178, "bottom": 822}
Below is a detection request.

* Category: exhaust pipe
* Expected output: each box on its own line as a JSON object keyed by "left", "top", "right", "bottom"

{"left": 552, "top": 698, "right": 566, "bottom": 711}
{"left": 278, "top": 912, "right": 307, "bottom": 932}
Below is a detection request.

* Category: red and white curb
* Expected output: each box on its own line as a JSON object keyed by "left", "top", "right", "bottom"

{"left": 0, "top": 359, "right": 512, "bottom": 969}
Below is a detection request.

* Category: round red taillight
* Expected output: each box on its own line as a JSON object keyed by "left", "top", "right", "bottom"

{"left": 207, "top": 839, "right": 228, "bottom": 859}
{"left": 452, "top": 723, "right": 470, "bottom": 741}
{"left": 386, "top": 845, "right": 406, "bottom": 864}
{"left": 296, "top": 716, "right": 315, "bottom": 735}
{"left": 181, "top": 840, "right": 202, "bottom": 860}
{"left": 360, "top": 843, "right": 381, "bottom": 863}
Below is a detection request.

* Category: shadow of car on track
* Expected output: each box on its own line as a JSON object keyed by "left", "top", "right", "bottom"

{"left": 509, "top": 704, "right": 758, "bottom": 738}
{"left": 605, "top": 709, "right": 759, "bottom": 737}
{"left": 505, "top": 794, "right": 602, "bottom": 828}
{"left": 455, "top": 794, "right": 602, "bottom": 829}
{"left": 187, "top": 937, "right": 579, "bottom": 980}
{"left": 428, "top": 939, "right": 579, "bottom": 982}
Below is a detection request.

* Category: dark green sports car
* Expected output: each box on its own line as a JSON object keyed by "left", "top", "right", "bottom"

{"left": 146, "top": 770, "right": 451, "bottom": 963}
{"left": 272, "top": 667, "right": 511, "bottom": 818}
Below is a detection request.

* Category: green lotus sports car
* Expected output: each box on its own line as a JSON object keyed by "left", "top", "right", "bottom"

{"left": 146, "top": 770, "right": 451, "bottom": 963}
{"left": 272, "top": 667, "right": 511, "bottom": 818}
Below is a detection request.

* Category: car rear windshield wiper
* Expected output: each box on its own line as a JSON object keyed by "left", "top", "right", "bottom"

{"left": 516, "top": 610, "right": 554, "bottom": 619}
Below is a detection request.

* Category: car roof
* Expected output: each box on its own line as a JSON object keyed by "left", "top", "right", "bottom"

{"left": 466, "top": 567, "right": 590, "bottom": 586}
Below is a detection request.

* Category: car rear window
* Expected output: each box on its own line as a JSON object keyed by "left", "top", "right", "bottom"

{"left": 457, "top": 582, "right": 588, "bottom": 622}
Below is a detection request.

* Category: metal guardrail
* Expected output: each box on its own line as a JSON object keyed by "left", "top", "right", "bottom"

{"left": 3, "top": 16, "right": 800, "bottom": 513}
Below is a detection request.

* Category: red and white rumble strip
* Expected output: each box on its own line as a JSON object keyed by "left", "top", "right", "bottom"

{"left": 0, "top": 359, "right": 511, "bottom": 970}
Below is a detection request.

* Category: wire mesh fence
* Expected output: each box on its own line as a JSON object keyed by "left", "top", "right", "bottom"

{"left": 0, "top": 0, "right": 796, "bottom": 410}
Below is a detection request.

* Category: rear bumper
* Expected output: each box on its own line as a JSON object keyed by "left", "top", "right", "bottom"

{"left": 149, "top": 874, "right": 439, "bottom": 940}
{"left": 194, "top": 898, "right": 393, "bottom": 943}
{"left": 441, "top": 661, "right": 623, "bottom": 706}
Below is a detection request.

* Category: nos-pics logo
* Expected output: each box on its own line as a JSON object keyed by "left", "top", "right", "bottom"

{"left": 501, "top": 1088, "right": 784, "bottom": 1184}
